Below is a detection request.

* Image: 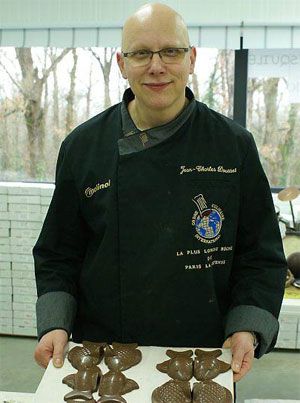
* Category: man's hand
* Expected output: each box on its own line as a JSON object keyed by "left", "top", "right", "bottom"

{"left": 34, "top": 329, "right": 68, "bottom": 369}
{"left": 222, "top": 331, "right": 255, "bottom": 382}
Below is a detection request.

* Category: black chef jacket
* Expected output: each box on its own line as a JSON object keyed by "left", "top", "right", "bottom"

{"left": 33, "top": 88, "right": 286, "bottom": 358}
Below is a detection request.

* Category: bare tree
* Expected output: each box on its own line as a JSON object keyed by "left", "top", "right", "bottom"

{"left": 279, "top": 103, "right": 300, "bottom": 185}
{"left": 223, "top": 50, "right": 234, "bottom": 117}
{"left": 191, "top": 73, "right": 200, "bottom": 99}
{"left": 65, "top": 49, "right": 78, "bottom": 133}
{"left": 49, "top": 48, "right": 61, "bottom": 151}
{"left": 263, "top": 78, "right": 280, "bottom": 146}
{"left": 247, "top": 78, "right": 263, "bottom": 131}
{"left": 9, "top": 47, "right": 71, "bottom": 178}
{"left": 39, "top": 48, "right": 50, "bottom": 160}
{"left": 0, "top": 89, "right": 24, "bottom": 177}
{"left": 117, "top": 69, "right": 128, "bottom": 100}
{"left": 86, "top": 63, "right": 93, "bottom": 120}
{"left": 0, "top": 102, "right": 10, "bottom": 172}
{"left": 90, "top": 47, "right": 117, "bottom": 109}
{"left": 202, "top": 56, "right": 219, "bottom": 111}
{"left": 259, "top": 78, "right": 280, "bottom": 184}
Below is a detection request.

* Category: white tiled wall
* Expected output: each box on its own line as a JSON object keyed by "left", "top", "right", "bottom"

{"left": 0, "top": 182, "right": 54, "bottom": 337}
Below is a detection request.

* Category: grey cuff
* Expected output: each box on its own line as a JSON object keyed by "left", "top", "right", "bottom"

{"left": 225, "top": 305, "right": 279, "bottom": 358}
{"left": 36, "top": 291, "right": 77, "bottom": 340}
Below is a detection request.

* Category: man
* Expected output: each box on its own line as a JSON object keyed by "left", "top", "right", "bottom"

{"left": 33, "top": 3, "right": 286, "bottom": 384}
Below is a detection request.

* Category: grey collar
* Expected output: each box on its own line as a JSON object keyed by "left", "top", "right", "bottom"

{"left": 119, "top": 87, "right": 196, "bottom": 155}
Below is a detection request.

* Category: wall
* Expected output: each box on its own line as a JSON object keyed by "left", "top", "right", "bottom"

{"left": 1, "top": 0, "right": 300, "bottom": 28}
{"left": 1, "top": 0, "right": 300, "bottom": 48}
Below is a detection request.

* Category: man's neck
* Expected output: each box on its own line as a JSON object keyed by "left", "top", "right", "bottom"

{"left": 128, "top": 96, "right": 189, "bottom": 131}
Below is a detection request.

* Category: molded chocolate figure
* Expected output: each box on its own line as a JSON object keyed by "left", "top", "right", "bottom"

{"left": 152, "top": 380, "right": 192, "bottom": 403}
{"left": 98, "top": 369, "right": 139, "bottom": 397}
{"left": 63, "top": 346, "right": 102, "bottom": 401}
{"left": 193, "top": 349, "right": 231, "bottom": 381}
{"left": 97, "top": 396, "right": 127, "bottom": 403}
{"left": 193, "top": 380, "right": 232, "bottom": 403}
{"left": 156, "top": 349, "right": 193, "bottom": 381}
{"left": 104, "top": 343, "right": 142, "bottom": 371}
{"left": 82, "top": 341, "right": 107, "bottom": 365}
{"left": 64, "top": 394, "right": 96, "bottom": 403}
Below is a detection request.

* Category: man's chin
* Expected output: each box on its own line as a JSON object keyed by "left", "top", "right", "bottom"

{"left": 144, "top": 96, "right": 174, "bottom": 111}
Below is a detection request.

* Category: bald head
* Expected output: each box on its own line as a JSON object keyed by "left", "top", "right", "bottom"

{"left": 122, "top": 3, "right": 190, "bottom": 51}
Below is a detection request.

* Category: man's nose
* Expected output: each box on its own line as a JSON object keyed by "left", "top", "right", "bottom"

{"left": 147, "top": 53, "right": 167, "bottom": 73}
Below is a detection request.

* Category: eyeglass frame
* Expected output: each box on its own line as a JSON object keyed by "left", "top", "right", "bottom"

{"left": 121, "top": 46, "right": 192, "bottom": 64}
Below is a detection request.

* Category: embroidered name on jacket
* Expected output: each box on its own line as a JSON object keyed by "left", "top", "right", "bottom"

{"left": 191, "top": 194, "right": 224, "bottom": 244}
{"left": 180, "top": 165, "right": 237, "bottom": 175}
{"left": 85, "top": 179, "right": 111, "bottom": 198}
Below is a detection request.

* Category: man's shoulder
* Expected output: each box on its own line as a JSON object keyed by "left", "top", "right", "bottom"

{"left": 195, "top": 100, "right": 252, "bottom": 142}
{"left": 63, "top": 103, "right": 121, "bottom": 148}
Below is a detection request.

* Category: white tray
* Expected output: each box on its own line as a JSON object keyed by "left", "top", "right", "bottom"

{"left": 34, "top": 343, "right": 233, "bottom": 402}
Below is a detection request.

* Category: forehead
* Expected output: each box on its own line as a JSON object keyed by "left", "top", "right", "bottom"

{"left": 129, "top": 35, "right": 183, "bottom": 50}
{"left": 122, "top": 15, "right": 188, "bottom": 50}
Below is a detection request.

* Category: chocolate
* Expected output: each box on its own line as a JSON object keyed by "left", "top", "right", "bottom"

{"left": 63, "top": 346, "right": 102, "bottom": 401}
{"left": 193, "top": 349, "right": 231, "bottom": 381}
{"left": 82, "top": 341, "right": 107, "bottom": 365}
{"left": 156, "top": 349, "right": 193, "bottom": 381}
{"left": 98, "top": 370, "right": 139, "bottom": 396}
{"left": 193, "top": 380, "right": 232, "bottom": 403}
{"left": 96, "top": 396, "right": 127, "bottom": 403}
{"left": 152, "top": 380, "right": 192, "bottom": 403}
{"left": 64, "top": 392, "right": 96, "bottom": 402}
{"left": 104, "top": 343, "right": 142, "bottom": 371}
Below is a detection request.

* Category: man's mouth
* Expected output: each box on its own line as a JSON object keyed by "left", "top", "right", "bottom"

{"left": 144, "top": 82, "right": 171, "bottom": 90}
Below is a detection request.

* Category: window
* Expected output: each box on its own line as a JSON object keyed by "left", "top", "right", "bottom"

{"left": 190, "top": 49, "right": 234, "bottom": 119}
{"left": 0, "top": 47, "right": 234, "bottom": 182}
{"left": 0, "top": 47, "right": 126, "bottom": 182}
{"left": 247, "top": 49, "right": 300, "bottom": 187}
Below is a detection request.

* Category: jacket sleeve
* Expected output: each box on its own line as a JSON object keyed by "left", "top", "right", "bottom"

{"left": 224, "top": 132, "right": 287, "bottom": 358}
{"left": 33, "top": 140, "right": 89, "bottom": 339}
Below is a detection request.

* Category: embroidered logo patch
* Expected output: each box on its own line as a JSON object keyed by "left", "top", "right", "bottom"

{"left": 85, "top": 179, "right": 111, "bottom": 198}
{"left": 192, "top": 194, "right": 224, "bottom": 244}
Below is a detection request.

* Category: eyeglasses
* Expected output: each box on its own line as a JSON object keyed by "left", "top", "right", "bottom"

{"left": 122, "top": 47, "right": 191, "bottom": 67}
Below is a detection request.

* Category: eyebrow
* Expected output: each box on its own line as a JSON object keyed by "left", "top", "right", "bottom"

{"left": 126, "top": 44, "right": 185, "bottom": 51}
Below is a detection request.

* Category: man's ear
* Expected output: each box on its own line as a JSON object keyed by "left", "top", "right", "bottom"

{"left": 189, "top": 46, "right": 197, "bottom": 74}
{"left": 117, "top": 52, "right": 127, "bottom": 79}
